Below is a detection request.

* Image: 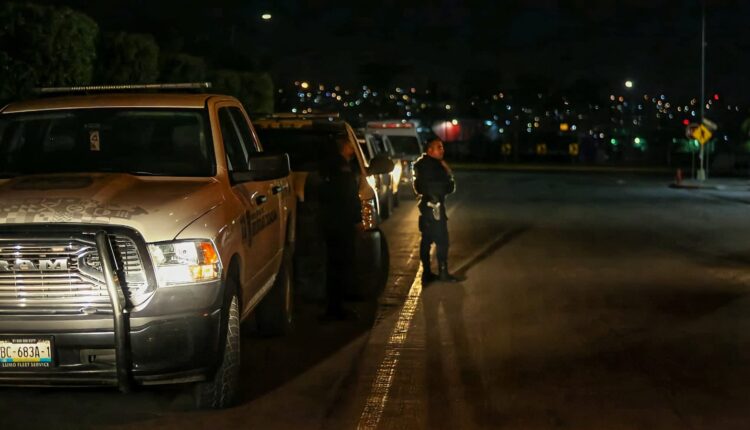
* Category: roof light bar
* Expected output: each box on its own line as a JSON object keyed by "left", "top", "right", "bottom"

{"left": 259, "top": 112, "right": 340, "bottom": 120}
{"left": 34, "top": 82, "right": 212, "bottom": 94}
{"left": 366, "top": 121, "right": 414, "bottom": 129}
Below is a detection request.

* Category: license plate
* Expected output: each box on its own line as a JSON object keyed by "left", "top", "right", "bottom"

{"left": 0, "top": 337, "right": 53, "bottom": 368}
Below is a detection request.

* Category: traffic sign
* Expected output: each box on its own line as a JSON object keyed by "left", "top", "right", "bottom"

{"left": 685, "top": 123, "right": 700, "bottom": 139}
{"left": 501, "top": 143, "right": 512, "bottom": 156}
{"left": 702, "top": 117, "right": 718, "bottom": 131}
{"left": 691, "top": 124, "right": 712, "bottom": 145}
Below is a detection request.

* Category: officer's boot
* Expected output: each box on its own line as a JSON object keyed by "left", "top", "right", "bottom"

{"left": 438, "top": 261, "right": 459, "bottom": 282}
{"left": 421, "top": 261, "right": 437, "bottom": 284}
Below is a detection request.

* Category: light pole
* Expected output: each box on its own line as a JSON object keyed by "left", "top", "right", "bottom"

{"left": 697, "top": 0, "right": 707, "bottom": 181}
{"left": 625, "top": 80, "right": 634, "bottom": 161}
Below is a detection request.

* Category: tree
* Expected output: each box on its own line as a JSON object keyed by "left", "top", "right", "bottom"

{"left": 0, "top": 2, "right": 98, "bottom": 100}
{"left": 211, "top": 70, "right": 274, "bottom": 114}
{"left": 159, "top": 53, "right": 207, "bottom": 83}
{"left": 97, "top": 32, "right": 159, "bottom": 84}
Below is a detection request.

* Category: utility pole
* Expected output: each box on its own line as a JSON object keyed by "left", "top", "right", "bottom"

{"left": 697, "top": 0, "right": 707, "bottom": 181}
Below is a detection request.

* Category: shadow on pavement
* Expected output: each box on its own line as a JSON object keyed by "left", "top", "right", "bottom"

{"left": 453, "top": 225, "right": 531, "bottom": 279}
{"left": 420, "top": 226, "right": 529, "bottom": 428}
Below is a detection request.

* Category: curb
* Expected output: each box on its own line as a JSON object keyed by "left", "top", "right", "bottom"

{"left": 669, "top": 183, "right": 720, "bottom": 190}
{"left": 669, "top": 183, "right": 750, "bottom": 191}
{"left": 452, "top": 163, "right": 672, "bottom": 174}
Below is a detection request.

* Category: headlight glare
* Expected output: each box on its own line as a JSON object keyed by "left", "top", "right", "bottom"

{"left": 148, "top": 240, "right": 221, "bottom": 287}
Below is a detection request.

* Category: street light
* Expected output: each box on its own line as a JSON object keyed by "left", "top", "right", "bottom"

{"left": 261, "top": 13, "right": 272, "bottom": 20}
{"left": 625, "top": 80, "right": 634, "bottom": 89}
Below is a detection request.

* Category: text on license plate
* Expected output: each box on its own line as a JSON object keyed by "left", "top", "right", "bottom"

{"left": 0, "top": 338, "right": 53, "bottom": 368}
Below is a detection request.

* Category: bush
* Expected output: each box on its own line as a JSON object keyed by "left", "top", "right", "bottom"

{"left": 160, "top": 53, "right": 207, "bottom": 83}
{"left": 211, "top": 69, "right": 274, "bottom": 113}
{"left": 97, "top": 32, "right": 159, "bottom": 84}
{"left": 0, "top": 2, "right": 98, "bottom": 100}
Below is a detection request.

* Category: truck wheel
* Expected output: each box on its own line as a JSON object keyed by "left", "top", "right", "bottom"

{"left": 376, "top": 233, "right": 390, "bottom": 293}
{"left": 380, "top": 189, "right": 393, "bottom": 220}
{"left": 256, "top": 249, "right": 294, "bottom": 336}
{"left": 353, "top": 231, "right": 389, "bottom": 301}
{"left": 194, "top": 293, "right": 241, "bottom": 409}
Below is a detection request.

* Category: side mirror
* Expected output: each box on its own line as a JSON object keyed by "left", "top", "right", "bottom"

{"left": 231, "top": 153, "right": 290, "bottom": 183}
{"left": 368, "top": 154, "right": 394, "bottom": 175}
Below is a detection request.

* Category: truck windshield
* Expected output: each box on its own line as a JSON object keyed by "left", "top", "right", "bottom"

{"left": 256, "top": 128, "right": 348, "bottom": 172}
{"left": 0, "top": 108, "right": 214, "bottom": 177}
{"left": 387, "top": 135, "right": 421, "bottom": 156}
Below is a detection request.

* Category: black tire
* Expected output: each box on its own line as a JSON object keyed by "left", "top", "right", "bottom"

{"left": 194, "top": 293, "right": 241, "bottom": 409}
{"left": 376, "top": 233, "right": 390, "bottom": 294}
{"left": 379, "top": 189, "right": 392, "bottom": 220}
{"left": 256, "top": 249, "right": 294, "bottom": 336}
{"left": 353, "top": 231, "right": 389, "bottom": 301}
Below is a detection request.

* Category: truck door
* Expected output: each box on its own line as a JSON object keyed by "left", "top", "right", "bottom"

{"left": 217, "top": 105, "right": 282, "bottom": 303}
{"left": 231, "top": 107, "right": 288, "bottom": 257}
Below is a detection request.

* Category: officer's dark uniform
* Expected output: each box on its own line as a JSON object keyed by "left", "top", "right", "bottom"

{"left": 320, "top": 151, "right": 361, "bottom": 316}
{"left": 413, "top": 153, "right": 456, "bottom": 280}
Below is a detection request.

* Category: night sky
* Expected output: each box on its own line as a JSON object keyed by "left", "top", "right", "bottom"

{"left": 36, "top": 0, "right": 750, "bottom": 101}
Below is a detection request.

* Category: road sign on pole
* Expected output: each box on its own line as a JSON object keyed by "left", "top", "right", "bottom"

{"left": 691, "top": 124, "right": 712, "bottom": 145}
{"left": 702, "top": 117, "right": 718, "bottom": 131}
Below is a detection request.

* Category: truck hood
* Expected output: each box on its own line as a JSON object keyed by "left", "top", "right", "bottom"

{"left": 0, "top": 173, "right": 225, "bottom": 242}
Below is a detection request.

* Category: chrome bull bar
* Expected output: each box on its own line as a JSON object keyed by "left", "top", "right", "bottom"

{"left": 94, "top": 231, "right": 132, "bottom": 393}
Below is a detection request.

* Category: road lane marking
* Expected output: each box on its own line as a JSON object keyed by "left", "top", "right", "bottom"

{"left": 358, "top": 201, "right": 465, "bottom": 429}
{"left": 357, "top": 266, "right": 424, "bottom": 430}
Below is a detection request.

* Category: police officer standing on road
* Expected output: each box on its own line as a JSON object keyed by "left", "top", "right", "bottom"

{"left": 319, "top": 135, "right": 361, "bottom": 319}
{"left": 414, "top": 138, "right": 459, "bottom": 283}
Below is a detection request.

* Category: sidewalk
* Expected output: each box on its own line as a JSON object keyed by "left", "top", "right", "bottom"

{"left": 452, "top": 162, "right": 671, "bottom": 174}
{"left": 669, "top": 177, "right": 750, "bottom": 191}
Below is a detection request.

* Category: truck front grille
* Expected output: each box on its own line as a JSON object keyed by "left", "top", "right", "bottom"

{"left": 0, "top": 236, "right": 151, "bottom": 314}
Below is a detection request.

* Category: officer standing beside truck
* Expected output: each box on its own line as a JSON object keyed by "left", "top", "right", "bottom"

{"left": 413, "top": 138, "right": 459, "bottom": 283}
{"left": 320, "top": 135, "right": 361, "bottom": 319}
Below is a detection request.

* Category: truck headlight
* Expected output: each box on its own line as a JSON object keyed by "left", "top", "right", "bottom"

{"left": 148, "top": 240, "right": 221, "bottom": 287}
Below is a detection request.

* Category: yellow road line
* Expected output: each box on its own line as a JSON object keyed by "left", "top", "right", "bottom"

{"left": 357, "top": 266, "right": 424, "bottom": 430}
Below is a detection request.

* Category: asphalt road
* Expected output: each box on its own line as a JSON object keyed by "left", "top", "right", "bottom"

{"left": 328, "top": 171, "right": 750, "bottom": 430}
{"left": 5, "top": 170, "right": 750, "bottom": 430}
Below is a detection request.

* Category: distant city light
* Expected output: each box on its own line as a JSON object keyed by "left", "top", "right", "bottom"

{"left": 445, "top": 104, "right": 452, "bottom": 110}
{"left": 261, "top": 13, "right": 272, "bottom": 20}
{"left": 300, "top": 82, "right": 309, "bottom": 89}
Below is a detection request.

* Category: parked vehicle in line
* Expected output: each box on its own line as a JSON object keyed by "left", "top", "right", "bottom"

{"left": 365, "top": 120, "right": 424, "bottom": 195}
{"left": 254, "top": 113, "right": 393, "bottom": 302}
{"left": 0, "top": 83, "right": 296, "bottom": 409}
{"left": 356, "top": 131, "right": 400, "bottom": 218}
